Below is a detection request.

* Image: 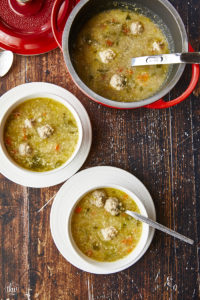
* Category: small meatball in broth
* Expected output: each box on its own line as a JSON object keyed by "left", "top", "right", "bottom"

{"left": 130, "top": 21, "right": 144, "bottom": 35}
{"left": 37, "top": 124, "right": 54, "bottom": 139}
{"left": 99, "top": 49, "right": 116, "bottom": 64}
{"left": 110, "top": 74, "right": 127, "bottom": 91}
{"left": 91, "top": 190, "right": 107, "bottom": 208}
{"left": 104, "top": 197, "right": 120, "bottom": 216}
{"left": 19, "top": 143, "right": 32, "bottom": 156}
{"left": 101, "top": 226, "right": 118, "bottom": 241}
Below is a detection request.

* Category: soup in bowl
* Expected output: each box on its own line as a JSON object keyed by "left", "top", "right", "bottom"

{"left": 67, "top": 184, "right": 149, "bottom": 272}
{"left": 0, "top": 93, "right": 82, "bottom": 173}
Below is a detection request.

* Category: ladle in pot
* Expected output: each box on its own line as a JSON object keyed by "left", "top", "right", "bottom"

{"left": 132, "top": 52, "right": 200, "bottom": 67}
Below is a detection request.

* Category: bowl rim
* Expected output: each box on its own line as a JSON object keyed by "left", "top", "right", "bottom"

{"left": 62, "top": 0, "right": 188, "bottom": 108}
{"left": 0, "top": 82, "right": 92, "bottom": 187}
{"left": 66, "top": 183, "right": 149, "bottom": 272}
{"left": 0, "top": 92, "right": 83, "bottom": 175}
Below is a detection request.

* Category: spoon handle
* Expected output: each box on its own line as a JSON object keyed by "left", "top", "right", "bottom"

{"left": 125, "top": 210, "right": 194, "bottom": 245}
{"left": 131, "top": 52, "right": 200, "bottom": 66}
{"left": 181, "top": 52, "right": 200, "bottom": 64}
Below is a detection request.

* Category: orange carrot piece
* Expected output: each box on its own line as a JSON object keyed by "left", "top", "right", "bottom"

{"left": 127, "top": 248, "right": 133, "bottom": 254}
{"left": 23, "top": 128, "right": 27, "bottom": 140}
{"left": 122, "top": 237, "right": 133, "bottom": 245}
{"left": 5, "top": 137, "right": 12, "bottom": 145}
{"left": 55, "top": 144, "right": 60, "bottom": 151}
{"left": 118, "top": 68, "right": 123, "bottom": 73}
{"left": 137, "top": 72, "right": 149, "bottom": 82}
{"left": 86, "top": 250, "right": 93, "bottom": 257}
{"left": 75, "top": 206, "right": 82, "bottom": 213}
{"left": 127, "top": 69, "right": 134, "bottom": 75}
{"left": 106, "top": 40, "right": 113, "bottom": 46}
{"left": 13, "top": 112, "right": 21, "bottom": 118}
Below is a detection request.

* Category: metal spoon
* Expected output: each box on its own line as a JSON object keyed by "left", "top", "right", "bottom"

{"left": 131, "top": 52, "right": 200, "bottom": 67}
{"left": 125, "top": 210, "right": 194, "bottom": 245}
{"left": 0, "top": 51, "right": 14, "bottom": 77}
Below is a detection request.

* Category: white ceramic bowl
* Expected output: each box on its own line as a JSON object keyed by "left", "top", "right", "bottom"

{"left": 0, "top": 89, "right": 85, "bottom": 187}
{"left": 66, "top": 184, "right": 149, "bottom": 273}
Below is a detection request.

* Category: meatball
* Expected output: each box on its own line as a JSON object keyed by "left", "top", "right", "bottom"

{"left": 37, "top": 124, "right": 54, "bottom": 139}
{"left": 104, "top": 197, "right": 120, "bottom": 216}
{"left": 110, "top": 74, "right": 127, "bottom": 91}
{"left": 130, "top": 21, "right": 144, "bottom": 35}
{"left": 19, "top": 143, "right": 32, "bottom": 156}
{"left": 99, "top": 49, "right": 116, "bottom": 64}
{"left": 91, "top": 190, "right": 107, "bottom": 208}
{"left": 24, "top": 118, "right": 35, "bottom": 129}
{"left": 101, "top": 226, "right": 118, "bottom": 241}
{"left": 152, "top": 41, "right": 164, "bottom": 53}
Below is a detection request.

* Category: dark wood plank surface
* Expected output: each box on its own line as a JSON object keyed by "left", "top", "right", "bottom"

{"left": 0, "top": 0, "right": 200, "bottom": 299}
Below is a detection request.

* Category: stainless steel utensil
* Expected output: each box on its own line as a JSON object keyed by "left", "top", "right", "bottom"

{"left": 131, "top": 52, "right": 200, "bottom": 67}
{"left": 0, "top": 51, "right": 14, "bottom": 77}
{"left": 125, "top": 210, "right": 194, "bottom": 245}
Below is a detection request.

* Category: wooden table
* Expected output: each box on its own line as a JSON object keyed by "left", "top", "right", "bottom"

{"left": 0, "top": 0, "right": 200, "bottom": 299}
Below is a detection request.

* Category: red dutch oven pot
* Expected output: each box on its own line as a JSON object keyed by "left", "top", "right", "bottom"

{"left": 51, "top": 0, "right": 200, "bottom": 109}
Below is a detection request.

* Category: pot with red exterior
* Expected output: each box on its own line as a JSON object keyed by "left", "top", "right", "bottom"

{"left": 51, "top": 0, "right": 199, "bottom": 109}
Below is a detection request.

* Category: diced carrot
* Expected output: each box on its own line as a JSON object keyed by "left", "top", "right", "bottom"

{"left": 122, "top": 237, "right": 133, "bottom": 245}
{"left": 126, "top": 69, "right": 134, "bottom": 75}
{"left": 117, "top": 68, "right": 123, "bottom": 73}
{"left": 13, "top": 112, "right": 21, "bottom": 118}
{"left": 106, "top": 40, "right": 113, "bottom": 46}
{"left": 121, "top": 212, "right": 126, "bottom": 217}
{"left": 137, "top": 72, "right": 149, "bottom": 82}
{"left": 42, "top": 112, "right": 47, "bottom": 117}
{"left": 101, "top": 74, "right": 107, "bottom": 80}
{"left": 123, "top": 194, "right": 129, "bottom": 199}
{"left": 122, "top": 25, "right": 130, "bottom": 34}
{"left": 23, "top": 128, "right": 27, "bottom": 140}
{"left": 127, "top": 248, "right": 133, "bottom": 254}
{"left": 100, "top": 23, "right": 107, "bottom": 29}
{"left": 55, "top": 144, "right": 60, "bottom": 151}
{"left": 5, "top": 137, "right": 12, "bottom": 145}
{"left": 75, "top": 206, "right": 82, "bottom": 214}
{"left": 86, "top": 250, "right": 93, "bottom": 257}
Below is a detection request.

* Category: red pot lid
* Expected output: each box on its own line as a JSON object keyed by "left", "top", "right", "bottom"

{"left": 0, "top": 0, "right": 61, "bottom": 55}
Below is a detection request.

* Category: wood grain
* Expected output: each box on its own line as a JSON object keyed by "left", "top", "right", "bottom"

{"left": 0, "top": 0, "right": 200, "bottom": 299}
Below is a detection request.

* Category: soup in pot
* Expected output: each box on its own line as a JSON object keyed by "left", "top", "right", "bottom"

{"left": 71, "top": 188, "right": 143, "bottom": 262}
{"left": 72, "top": 8, "right": 170, "bottom": 102}
{"left": 4, "top": 98, "right": 79, "bottom": 172}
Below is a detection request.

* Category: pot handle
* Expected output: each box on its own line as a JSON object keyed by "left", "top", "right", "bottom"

{"left": 51, "top": 0, "right": 80, "bottom": 49}
{"left": 146, "top": 44, "right": 200, "bottom": 109}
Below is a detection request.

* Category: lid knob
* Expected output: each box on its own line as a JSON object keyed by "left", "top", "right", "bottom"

{"left": 16, "top": 0, "right": 32, "bottom": 3}
{"left": 9, "top": 0, "right": 43, "bottom": 16}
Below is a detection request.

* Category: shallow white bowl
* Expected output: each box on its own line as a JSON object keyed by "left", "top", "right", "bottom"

{"left": 66, "top": 184, "right": 149, "bottom": 273}
{"left": 0, "top": 83, "right": 92, "bottom": 187}
{"left": 0, "top": 93, "right": 83, "bottom": 174}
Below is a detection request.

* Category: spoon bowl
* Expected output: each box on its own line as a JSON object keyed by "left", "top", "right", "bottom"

{"left": 0, "top": 51, "right": 14, "bottom": 77}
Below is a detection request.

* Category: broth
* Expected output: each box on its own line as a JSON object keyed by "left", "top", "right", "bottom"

{"left": 4, "top": 98, "right": 79, "bottom": 172}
